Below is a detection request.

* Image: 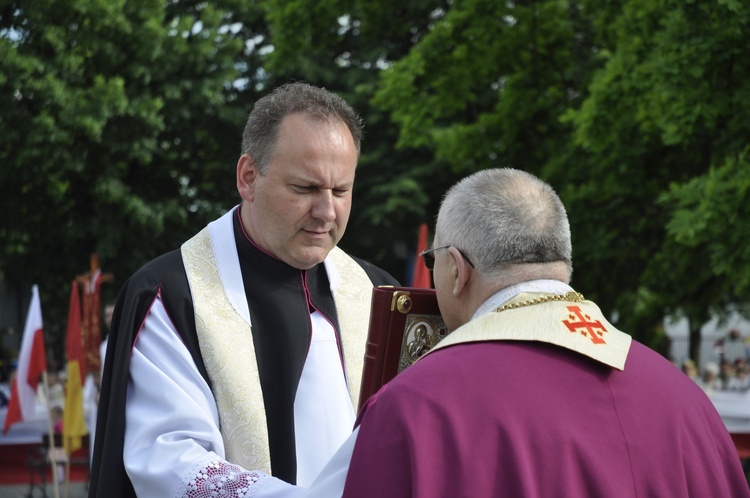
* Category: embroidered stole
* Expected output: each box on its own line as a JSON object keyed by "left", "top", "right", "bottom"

{"left": 181, "top": 224, "right": 373, "bottom": 474}
{"left": 428, "top": 292, "right": 632, "bottom": 370}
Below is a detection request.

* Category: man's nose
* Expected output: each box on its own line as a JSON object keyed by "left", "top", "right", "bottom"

{"left": 311, "top": 190, "right": 336, "bottom": 221}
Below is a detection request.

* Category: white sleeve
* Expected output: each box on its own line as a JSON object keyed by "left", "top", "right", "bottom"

{"left": 125, "top": 294, "right": 305, "bottom": 498}
{"left": 302, "top": 427, "right": 358, "bottom": 498}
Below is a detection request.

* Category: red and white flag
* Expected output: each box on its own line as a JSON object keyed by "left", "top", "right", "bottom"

{"left": 3, "top": 285, "right": 47, "bottom": 434}
{"left": 411, "top": 223, "right": 433, "bottom": 289}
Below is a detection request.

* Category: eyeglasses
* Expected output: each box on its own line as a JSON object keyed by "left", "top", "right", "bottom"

{"left": 419, "top": 245, "right": 475, "bottom": 271}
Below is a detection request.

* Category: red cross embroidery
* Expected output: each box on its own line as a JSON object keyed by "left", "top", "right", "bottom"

{"left": 562, "top": 306, "right": 607, "bottom": 344}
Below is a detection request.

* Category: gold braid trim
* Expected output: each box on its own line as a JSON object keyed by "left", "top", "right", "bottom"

{"left": 494, "top": 291, "right": 585, "bottom": 313}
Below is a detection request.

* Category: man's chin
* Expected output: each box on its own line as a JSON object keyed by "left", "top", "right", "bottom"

{"left": 294, "top": 246, "right": 333, "bottom": 269}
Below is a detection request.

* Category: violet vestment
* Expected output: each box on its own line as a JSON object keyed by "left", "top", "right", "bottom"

{"left": 342, "top": 283, "right": 749, "bottom": 497}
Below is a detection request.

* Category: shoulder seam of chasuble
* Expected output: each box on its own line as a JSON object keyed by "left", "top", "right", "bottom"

{"left": 181, "top": 220, "right": 271, "bottom": 474}
{"left": 326, "top": 247, "right": 375, "bottom": 409}
{"left": 427, "top": 292, "right": 632, "bottom": 371}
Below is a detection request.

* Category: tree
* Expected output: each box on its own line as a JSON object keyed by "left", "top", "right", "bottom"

{"left": 565, "top": 0, "right": 750, "bottom": 358}
{"left": 656, "top": 151, "right": 750, "bottom": 361}
{"left": 351, "top": 0, "right": 750, "bottom": 359}
{"left": 2, "top": 0, "right": 748, "bottom": 365}
{"left": 0, "top": 0, "right": 264, "bottom": 349}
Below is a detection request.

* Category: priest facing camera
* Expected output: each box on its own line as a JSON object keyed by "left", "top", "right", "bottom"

{"left": 335, "top": 168, "right": 749, "bottom": 497}
{"left": 89, "top": 82, "right": 399, "bottom": 498}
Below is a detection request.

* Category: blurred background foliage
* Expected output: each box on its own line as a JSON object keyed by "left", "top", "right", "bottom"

{"left": 0, "top": 0, "right": 748, "bottom": 364}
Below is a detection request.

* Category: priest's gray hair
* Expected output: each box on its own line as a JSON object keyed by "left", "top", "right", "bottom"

{"left": 435, "top": 168, "right": 573, "bottom": 280}
{"left": 241, "top": 82, "right": 364, "bottom": 174}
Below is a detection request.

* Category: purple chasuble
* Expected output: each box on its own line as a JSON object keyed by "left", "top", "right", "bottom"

{"left": 343, "top": 338, "right": 749, "bottom": 497}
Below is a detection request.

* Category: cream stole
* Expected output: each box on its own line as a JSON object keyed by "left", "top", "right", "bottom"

{"left": 180, "top": 210, "right": 373, "bottom": 473}
{"left": 428, "top": 292, "right": 632, "bottom": 370}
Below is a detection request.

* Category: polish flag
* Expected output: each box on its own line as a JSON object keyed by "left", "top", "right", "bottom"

{"left": 3, "top": 285, "right": 47, "bottom": 434}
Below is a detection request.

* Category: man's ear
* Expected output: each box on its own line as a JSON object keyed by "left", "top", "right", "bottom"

{"left": 448, "top": 246, "right": 471, "bottom": 297}
{"left": 237, "top": 154, "right": 259, "bottom": 202}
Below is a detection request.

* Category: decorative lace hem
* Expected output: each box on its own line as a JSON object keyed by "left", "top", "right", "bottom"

{"left": 176, "top": 454, "right": 271, "bottom": 498}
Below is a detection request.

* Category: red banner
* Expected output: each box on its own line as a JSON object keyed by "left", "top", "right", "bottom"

{"left": 412, "top": 223, "right": 432, "bottom": 289}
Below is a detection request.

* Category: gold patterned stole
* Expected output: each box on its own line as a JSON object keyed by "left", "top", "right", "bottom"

{"left": 181, "top": 224, "right": 373, "bottom": 474}
{"left": 326, "top": 248, "right": 375, "bottom": 410}
{"left": 428, "top": 292, "right": 632, "bottom": 370}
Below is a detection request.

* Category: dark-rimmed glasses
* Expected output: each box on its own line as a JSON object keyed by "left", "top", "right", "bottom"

{"left": 419, "top": 245, "right": 475, "bottom": 271}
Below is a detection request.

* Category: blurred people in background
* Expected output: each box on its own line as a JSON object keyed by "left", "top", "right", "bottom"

{"left": 51, "top": 405, "right": 63, "bottom": 434}
{"left": 720, "top": 358, "right": 734, "bottom": 389}
{"left": 681, "top": 359, "right": 699, "bottom": 382}
{"left": 728, "top": 361, "right": 750, "bottom": 391}
{"left": 699, "top": 362, "right": 724, "bottom": 396}
{"left": 37, "top": 369, "right": 65, "bottom": 410}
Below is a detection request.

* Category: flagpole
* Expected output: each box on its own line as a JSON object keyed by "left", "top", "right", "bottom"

{"left": 41, "top": 371, "right": 62, "bottom": 498}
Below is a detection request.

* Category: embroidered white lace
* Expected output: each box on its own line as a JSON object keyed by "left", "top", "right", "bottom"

{"left": 180, "top": 458, "right": 268, "bottom": 498}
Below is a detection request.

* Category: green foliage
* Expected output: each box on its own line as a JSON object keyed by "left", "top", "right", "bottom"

{"left": 364, "top": 0, "right": 750, "bottom": 355}
{"left": 0, "top": 0, "right": 260, "bottom": 352}
{"left": 660, "top": 151, "right": 750, "bottom": 297}
{"left": 374, "top": 0, "right": 592, "bottom": 176}
{"left": 1, "top": 0, "right": 749, "bottom": 363}
{"left": 563, "top": 0, "right": 750, "bottom": 349}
